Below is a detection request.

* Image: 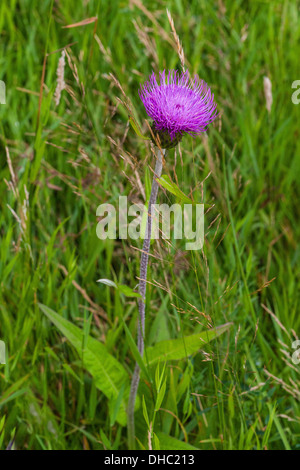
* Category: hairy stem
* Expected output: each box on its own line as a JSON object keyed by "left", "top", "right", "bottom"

{"left": 127, "top": 147, "right": 165, "bottom": 450}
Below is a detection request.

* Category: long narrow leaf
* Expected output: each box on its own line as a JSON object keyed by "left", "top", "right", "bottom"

{"left": 145, "top": 323, "right": 232, "bottom": 366}
{"left": 39, "top": 303, "right": 129, "bottom": 425}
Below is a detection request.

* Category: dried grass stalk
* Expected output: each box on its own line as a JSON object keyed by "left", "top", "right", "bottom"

{"left": 54, "top": 50, "right": 66, "bottom": 106}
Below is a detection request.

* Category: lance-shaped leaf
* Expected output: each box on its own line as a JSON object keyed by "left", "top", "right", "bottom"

{"left": 145, "top": 323, "right": 232, "bottom": 366}
{"left": 129, "top": 116, "right": 150, "bottom": 140}
{"left": 156, "top": 432, "right": 199, "bottom": 450}
{"left": 97, "top": 279, "right": 141, "bottom": 298}
{"left": 39, "top": 303, "right": 130, "bottom": 425}
{"left": 157, "top": 174, "right": 192, "bottom": 204}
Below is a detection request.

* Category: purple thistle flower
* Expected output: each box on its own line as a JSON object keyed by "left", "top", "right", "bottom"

{"left": 139, "top": 69, "right": 218, "bottom": 147}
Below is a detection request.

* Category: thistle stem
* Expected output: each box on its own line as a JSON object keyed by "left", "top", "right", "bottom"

{"left": 127, "top": 147, "right": 165, "bottom": 450}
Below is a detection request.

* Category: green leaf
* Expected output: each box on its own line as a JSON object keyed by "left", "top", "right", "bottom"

{"left": 100, "top": 429, "right": 112, "bottom": 450}
{"left": 97, "top": 279, "right": 141, "bottom": 298}
{"left": 157, "top": 175, "right": 192, "bottom": 204}
{"left": 39, "top": 303, "right": 129, "bottom": 425}
{"left": 145, "top": 166, "right": 152, "bottom": 201}
{"left": 96, "top": 278, "right": 117, "bottom": 288}
{"left": 62, "top": 363, "right": 84, "bottom": 385}
{"left": 122, "top": 322, "right": 149, "bottom": 380}
{"left": 153, "top": 432, "right": 160, "bottom": 450}
{"left": 129, "top": 116, "right": 150, "bottom": 140}
{"left": 155, "top": 378, "right": 167, "bottom": 411}
{"left": 118, "top": 284, "right": 141, "bottom": 298}
{"left": 142, "top": 395, "right": 150, "bottom": 429}
{"left": 110, "top": 383, "right": 125, "bottom": 427}
{"left": 145, "top": 323, "right": 232, "bottom": 366}
{"left": 155, "top": 362, "right": 166, "bottom": 391}
{"left": 156, "top": 432, "right": 199, "bottom": 450}
{"left": 0, "top": 375, "right": 29, "bottom": 406}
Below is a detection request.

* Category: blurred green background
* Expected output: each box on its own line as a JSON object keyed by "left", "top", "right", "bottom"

{"left": 0, "top": 0, "right": 299, "bottom": 450}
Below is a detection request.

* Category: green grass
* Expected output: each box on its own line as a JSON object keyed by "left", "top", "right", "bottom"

{"left": 0, "top": 0, "right": 299, "bottom": 450}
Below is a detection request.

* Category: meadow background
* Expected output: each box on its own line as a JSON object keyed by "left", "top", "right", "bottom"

{"left": 0, "top": 0, "right": 299, "bottom": 450}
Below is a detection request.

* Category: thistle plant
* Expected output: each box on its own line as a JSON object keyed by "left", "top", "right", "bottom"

{"left": 127, "top": 69, "right": 217, "bottom": 449}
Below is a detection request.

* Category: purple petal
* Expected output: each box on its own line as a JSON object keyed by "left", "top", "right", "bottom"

{"left": 139, "top": 69, "right": 218, "bottom": 140}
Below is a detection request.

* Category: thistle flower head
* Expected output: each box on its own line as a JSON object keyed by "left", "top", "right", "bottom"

{"left": 139, "top": 70, "right": 218, "bottom": 148}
